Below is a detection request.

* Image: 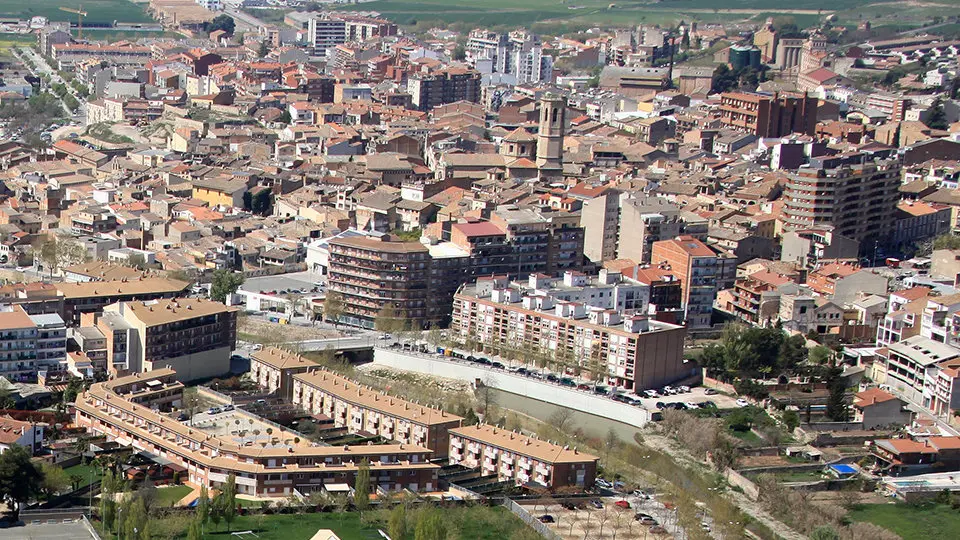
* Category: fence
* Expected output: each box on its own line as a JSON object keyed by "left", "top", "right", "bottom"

{"left": 501, "top": 498, "right": 563, "bottom": 540}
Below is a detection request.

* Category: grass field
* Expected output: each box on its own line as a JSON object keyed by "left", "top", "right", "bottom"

{"left": 0, "top": 0, "right": 152, "bottom": 25}
{"left": 0, "top": 33, "right": 35, "bottom": 53}
{"left": 154, "top": 485, "right": 193, "bottom": 507}
{"left": 63, "top": 463, "right": 104, "bottom": 488}
{"left": 847, "top": 502, "right": 960, "bottom": 539}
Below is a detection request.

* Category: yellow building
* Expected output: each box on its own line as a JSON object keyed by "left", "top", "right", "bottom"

{"left": 191, "top": 177, "right": 251, "bottom": 208}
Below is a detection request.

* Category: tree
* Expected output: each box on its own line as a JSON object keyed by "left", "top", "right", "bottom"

{"left": 388, "top": 504, "right": 407, "bottom": 540}
{"left": 278, "top": 110, "right": 292, "bottom": 124}
{"left": 376, "top": 303, "right": 403, "bottom": 333}
{"left": 452, "top": 44, "right": 466, "bottom": 61}
{"left": 123, "top": 495, "right": 149, "bottom": 540}
{"left": 209, "top": 493, "right": 224, "bottom": 531}
{"left": 354, "top": 458, "right": 371, "bottom": 513}
{"left": 324, "top": 291, "right": 345, "bottom": 327}
{"left": 0, "top": 444, "right": 44, "bottom": 520}
{"left": 222, "top": 474, "right": 237, "bottom": 531}
{"left": 711, "top": 64, "right": 738, "bottom": 93}
{"left": 187, "top": 519, "right": 202, "bottom": 540}
{"left": 414, "top": 508, "right": 447, "bottom": 540}
{"left": 208, "top": 14, "right": 236, "bottom": 35}
{"left": 810, "top": 525, "right": 841, "bottom": 540}
{"left": 210, "top": 269, "right": 244, "bottom": 303}
{"left": 39, "top": 462, "right": 70, "bottom": 498}
{"left": 933, "top": 233, "right": 960, "bottom": 250}
{"left": 547, "top": 407, "right": 576, "bottom": 433}
{"left": 258, "top": 41, "right": 269, "bottom": 58}
{"left": 251, "top": 189, "right": 272, "bottom": 215}
{"left": 825, "top": 363, "right": 850, "bottom": 422}
{"left": 197, "top": 485, "right": 210, "bottom": 533}
{"left": 782, "top": 409, "right": 800, "bottom": 431}
{"left": 926, "top": 97, "right": 949, "bottom": 130}
{"left": 809, "top": 345, "right": 833, "bottom": 365}
{"left": 36, "top": 236, "right": 87, "bottom": 277}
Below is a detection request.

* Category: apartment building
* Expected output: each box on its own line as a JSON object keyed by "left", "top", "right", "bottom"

{"left": 249, "top": 347, "right": 314, "bottom": 401}
{"left": 718, "top": 91, "right": 818, "bottom": 137}
{"left": 292, "top": 367, "right": 463, "bottom": 457}
{"left": 327, "top": 236, "right": 434, "bottom": 329}
{"left": 74, "top": 369, "right": 440, "bottom": 496}
{"left": 781, "top": 155, "right": 901, "bottom": 246}
{"left": 617, "top": 196, "right": 708, "bottom": 264}
{"left": 731, "top": 271, "right": 794, "bottom": 326}
{"left": 51, "top": 43, "right": 152, "bottom": 70}
{"left": 651, "top": 236, "right": 731, "bottom": 329}
{"left": 407, "top": 68, "right": 481, "bottom": 111}
{"left": 880, "top": 335, "right": 960, "bottom": 408}
{"left": 489, "top": 207, "right": 585, "bottom": 277}
{"left": 97, "top": 298, "right": 238, "bottom": 382}
{"left": 32, "top": 313, "right": 67, "bottom": 373}
{"left": 105, "top": 367, "right": 184, "bottom": 411}
{"left": 56, "top": 277, "right": 192, "bottom": 326}
{"left": 0, "top": 305, "right": 39, "bottom": 380}
{"left": 448, "top": 424, "right": 598, "bottom": 489}
{"left": 451, "top": 274, "right": 689, "bottom": 392}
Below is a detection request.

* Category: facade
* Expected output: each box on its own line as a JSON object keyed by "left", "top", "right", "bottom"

{"left": 853, "top": 388, "right": 910, "bottom": 429}
{"left": 881, "top": 335, "right": 960, "bottom": 408}
{"left": 56, "top": 277, "right": 192, "bottom": 326}
{"left": 407, "top": 68, "right": 481, "bottom": 111}
{"left": 249, "top": 347, "right": 314, "bottom": 401}
{"left": 99, "top": 298, "right": 238, "bottom": 382}
{"left": 0, "top": 416, "right": 44, "bottom": 454}
{"left": 718, "top": 91, "right": 818, "bottom": 137}
{"left": 651, "top": 236, "right": 726, "bottom": 329}
{"left": 448, "top": 424, "right": 598, "bottom": 489}
{"left": 31, "top": 313, "right": 67, "bottom": 373}
{"left": 75, "top": 369, "right": 440, "bottom": 496}
{"left": 536, "top": 96, "right": 566, "bottom": 177}
{"left": 871, "top": 436, "right": 960, "bottom": 475}
{"left": 0, "top": 305, "right": 38, "bottom": 380}
{"left": 451, "top": 274, "right": 689, "bottom": 392}
{"left": 292, "top": 367, "right": 463, "bottom": 457}
{"left": 781, "top": 155, "right": 901, "bottom": 246}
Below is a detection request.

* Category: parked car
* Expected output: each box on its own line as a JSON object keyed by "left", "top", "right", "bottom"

{"left": 644, "top": 390, "right": 659, "bottom": 398}
{"left": 222, "top": 404, "right": 235, "bottom": 412}
{"left": 590, "top": 500, "right": 603, "bottom": 509}
{"left": 577, "top": 383, "right": 591, "bottom": 391}
{"left": 561, "top": 502, "right": 576, "bottom": 510}
{"left": 678, "top": 385, "right": 691, "bottom": 392}
{"left": 596, "top": 478, "right": 612, "bottom": 489}
{"left": 704, "top": 388, "right": 718, "bottom": 395}
{"left": 684, "top": 402, "right": 699, "bottom": 410}
{"left": 649, "top": 525, "right": 668, "bottom": 534}
{"left": 637, "top": 515, "right": 658, "bottom": 526}
{"left": 655, "top": 402, "right": 666, "bottom": 410}
{"left": 736, "top": 398, "right": 750, "bottom": 407}
{"left": 537, "top": 515, "right": 555, "bottom": 523}
{"left": 614, "top": 500, "right": 631, "bottom": 509}
{"left": 491, "top": 361, "right": 505, "bottom": 370}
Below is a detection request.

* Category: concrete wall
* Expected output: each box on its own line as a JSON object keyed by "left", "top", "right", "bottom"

{"left": 373, "top": 349, "right": 652, "bottom": 429}
{"left": 146, "top": 346, "right": 232, "bottom": 383}
{"left": 724, "top": 468, "right": 760, "bottom": 501}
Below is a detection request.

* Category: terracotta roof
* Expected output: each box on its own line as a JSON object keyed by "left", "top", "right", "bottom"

{"left": 0, "top": 416, "right": 32, "bottom": 444}
{"left": 121, "top": 298, "right": 237, "bottom": 327}
{"left": 450, "top": 424, "right": 598, "bottom": 464}
{"left": 452, "top": 221, "right": 506, "bottom": 238}
{"left": 251, "top": 347, "right": 315, "bottom": 371}
{"left": 854, "top": 388, "right": 898, "bottom": 407}
{"left": 56, "top": 278, "right": 190, "bottom": 300}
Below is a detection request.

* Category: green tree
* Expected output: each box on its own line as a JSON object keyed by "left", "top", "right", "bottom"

{"left": 354, "top": 458, "right": 371, "bottom": 512}
{"left": 782, "top": 409, "right": 800, "bottom": 431}
{"left": 208, "top": 14, "right": 236, "bottom": 35}
{"left": 324, "top": 291, "right": 345, "bottom": 326}
{"left": 100, "top": 469, "right": 117, "bottom": 532}
{"left": 251, "top": 189, "right": 272, "bottom": 215}
{"left": 210, "top": 269, "right": 244, "bottom": 303}
{"left": 197, "top": 485, "right": 210, "bottom": 533}
{"left": 926, "top": 97, "right": 949, "bottom": 130}
{"left": 36, "top": 236, "right": 87, "bottom": 278}
{"left": 711, "top": 64, "right": 738, "bottom": 93}
{"left": 209, "top": 493, "right": 224, "bottom": 531}
{"left": 39, "top": 462, "right": 70, "bottom": 498}
{"left": 0, "top": 444, "right": 44, "bottom": 520}
{"left": 376, "top": 303, "right": 403, "bottom": 333}
{"left": 933, "top": 233, "right": 960, "bottom": 250}
{"left": 810, "top": 525, "right": 841, "bottom": 540}
{"left": 825, "top": 363, "right": 850, "bottom": 422}
{"left": 187, "top": 519, "right": 202, "bottom": 540}
{"left": 414, "top": 508, "right": 447, "bottom": 540}
{"left": 123, "top": 495, "right": 149, "bottom": 540}
{"left": 258, "top": 41, "right": 269, "bottom": 58}
{"left": 278, "top": 110, "right": 292, "bottom": 124}
{"left": 222, "top": 474, "right": 237, "bottom": 531}
{"left": 810, "top": 345, "right": 832, "bottom": 365}
{"left": 388, "top": 504, "right": 407, "bottom": 540}
{"left": 452, "top": 44, "right": 466, "bottom": 61}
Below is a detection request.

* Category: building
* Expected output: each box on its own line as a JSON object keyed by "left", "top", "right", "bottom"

{"left": 0, "top": 415, "right": 44, "bottom": 454}
{"left": 249, "top": 346, "right": 314, "bottom": 401}
{"left": 0, "top": 305, "right": 38, "bottom": 380}
{"left": 871, "top": 436, "right": 960, "bottom": 475}
{"left": 292, "top": 367, "right": 463, "bottom": 457}
{"left": 448, "top": 424, "right": 598, "bottom": 489}
{"left": 451, "top": 274, "right": 689, "bottom": 392}
{"left": 74, "top": 369, "right": 440, "bottom": 496}
{"left": 781, "top": 155, "right": 901, "bottom": 247}
{"left": 326, "top": 236, "right": 435, "bottom": 329}
{"left": 853, "top": 388, "right": 910, "bottom": 429}
{"left": 718, "top": 92, "right": 818, "bottom": 137}
{"left": 651, "top": 236, "right": 730, "bottom": 329}
{"left": 536, "top": 96, "right": 565, "bottom": 178}
{"left": 98, "top": 298, "right": 238, "bottom": 382}
{"left": 407, "top": 68, "right": 481, "bottom": 111}
{"left": 881, "top": 335, "right": 960, "bottom": 408}
{"left": 31, "top": 313, "right": 67, "bottom": 374}
{"left": 56, "top": 277, "right": 192, "bottom": 326}
{"left": 776, "top": 38, "right": 804, "bottom": 69}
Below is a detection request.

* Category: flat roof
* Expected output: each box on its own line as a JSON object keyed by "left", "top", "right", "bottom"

{"left": 57, "top": 277, "right": 190, "bottom": 300}
{"left": 120, "top": 298, "right": 238, "bottom": 326}
{"left": 330, "top": 236, "right": 428, "bottom": 254}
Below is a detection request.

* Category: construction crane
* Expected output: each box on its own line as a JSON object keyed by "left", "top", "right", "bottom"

{"left": 59, "top": 6, "right": 88, "bottom": 40}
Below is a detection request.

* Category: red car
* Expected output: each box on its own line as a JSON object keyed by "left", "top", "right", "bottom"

{"left": 614, "top": 500, "right": 631, "bottom": 509}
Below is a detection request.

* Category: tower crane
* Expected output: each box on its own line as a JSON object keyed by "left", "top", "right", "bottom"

{"left": 59, "top": 6, "right": 88, "bottom": 40}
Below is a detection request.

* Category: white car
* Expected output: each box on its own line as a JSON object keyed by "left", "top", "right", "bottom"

{"left": 736, "top": 398, "right": 750, "bottom": 407}
{"left": 644, "top": 390, "right": 659, "bottom": 398}
{"left": 685, "top": 402, "right": 699, "bottom": 409}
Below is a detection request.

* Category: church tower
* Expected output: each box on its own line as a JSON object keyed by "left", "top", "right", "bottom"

{"left": 536, "top": 95, "right": 566, "bottom": 179}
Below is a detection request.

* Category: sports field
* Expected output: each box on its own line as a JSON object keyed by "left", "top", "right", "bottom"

{"left": 0, "top": 0, "right": 153, "bottom": 25}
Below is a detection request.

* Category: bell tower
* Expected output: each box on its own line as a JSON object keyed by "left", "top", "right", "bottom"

{"left": 536, "top": 95, "right": 566, "bottom": 179}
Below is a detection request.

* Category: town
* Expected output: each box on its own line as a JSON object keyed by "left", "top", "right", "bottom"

{"left": 0, "top": 1, "right": 959, "bottom": 539}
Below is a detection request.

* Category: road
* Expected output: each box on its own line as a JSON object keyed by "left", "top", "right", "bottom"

{"left": 15, "top": 46, "right": 84, "bottom": 120}
{"left": 289, "top": 335, "right": 379, "bottom": 352}
{"left": 225, "top": 8, "right": 268, "bottom": 33}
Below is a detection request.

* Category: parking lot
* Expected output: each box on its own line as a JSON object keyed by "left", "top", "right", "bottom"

{"left": 524, "top": 493, "right": 689, "bottom": 539}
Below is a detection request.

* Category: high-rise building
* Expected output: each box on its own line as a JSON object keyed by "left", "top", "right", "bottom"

{"left": 465, "top": 29, "right": 553, "bottom": 84}
{"left": 781, "top": 154, "right": 901, "bottom": 247}
{"left": 719, "top": 91, "right": 818, "bottom": 137}
{"left": 651, "top": 236, "right": 729, "bottom": 329}
{"left": 536, "top": 95, "right": 565, "bottom": 178}
{"left": 407, "top": 67, "right": 481, "bottom": 111}
{"left": 0, "top": 305, "right": 39, "bottom": 379}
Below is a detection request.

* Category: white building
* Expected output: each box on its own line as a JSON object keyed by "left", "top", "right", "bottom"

{"left": 0, "top": 416, "right": 44, "bottom": 454}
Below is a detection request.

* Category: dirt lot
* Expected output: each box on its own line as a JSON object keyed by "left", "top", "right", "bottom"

{"left": 238, "top": 316, "right": 342, "bottom": 343}
{"left": 525, "top": 496, "right": 681, "bottom": 540}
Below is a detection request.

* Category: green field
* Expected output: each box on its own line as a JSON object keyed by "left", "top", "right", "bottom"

{"left": 63, "top": 462, "right": 104, "bottom": 489}
{"left": 0, "top": 0, "right": 153, "bottom": 25}
{"left": 847, "top": 503, "right": 960, "bottom": 539}
{"left": 154, "top": 485, "right": 193, "bottom": 507}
